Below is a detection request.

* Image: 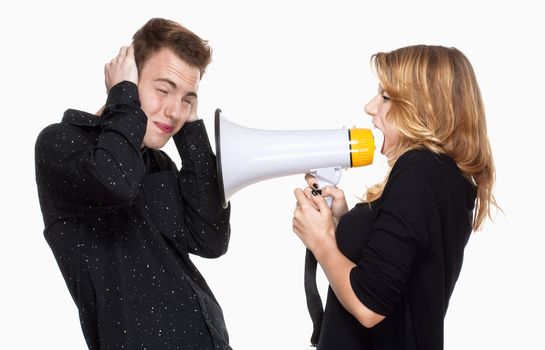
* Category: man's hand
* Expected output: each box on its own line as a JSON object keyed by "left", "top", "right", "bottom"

{"left": 95, "top": 105, "right": 105, "bottom": 116}
{"left": 187, "top": 97, "right": 199, "bottom": 122}
{"left": 104, "top": 45, "right": 138, "bottom": 93}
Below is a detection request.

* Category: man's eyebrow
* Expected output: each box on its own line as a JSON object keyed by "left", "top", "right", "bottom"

{"left": 154, "top": 78, "right": 177, "bottom": 88}
{"left": 154, "top": 78, "right": 198, "bottom": 98}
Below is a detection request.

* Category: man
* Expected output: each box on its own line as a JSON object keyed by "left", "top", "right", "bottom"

{"left": 35, "top": 18, "right": 231, "bottom": 349}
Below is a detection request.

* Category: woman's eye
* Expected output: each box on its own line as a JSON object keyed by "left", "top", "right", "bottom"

{"left": 382, "top": 95, "right": 391, "bottom": 101}
{"left": 157, "top": 88, "right": 168, "bottom": 95}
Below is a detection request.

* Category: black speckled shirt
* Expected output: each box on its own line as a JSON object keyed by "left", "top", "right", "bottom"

{"left": 35, "top": 81, "right": 232, "bottom": 350}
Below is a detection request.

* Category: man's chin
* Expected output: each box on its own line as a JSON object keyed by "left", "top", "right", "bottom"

{"left": 142, "top": 139, "right": 169, "bottom": 150}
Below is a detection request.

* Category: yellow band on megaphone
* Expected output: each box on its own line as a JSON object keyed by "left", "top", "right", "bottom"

{"left": 349, "top": 128, "right": 375, "bottom": 167}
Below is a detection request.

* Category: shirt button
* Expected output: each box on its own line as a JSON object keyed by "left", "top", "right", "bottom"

{"left": 190, "top": 144, "right": 197, "bottom": 151}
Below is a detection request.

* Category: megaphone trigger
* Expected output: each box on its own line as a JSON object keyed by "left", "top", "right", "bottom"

{"left": 309, "top": 167, "right": 343, "bottom": 208}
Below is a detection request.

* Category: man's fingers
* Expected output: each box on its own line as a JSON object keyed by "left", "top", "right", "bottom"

{"left": 118, "top": 45, "right": 128, "bottom": 57}
{"left": 187, "top": 98, "right": 199, "bottom": 122}
{"left": 105, "top": 44, "right": 139, "bottom": 91}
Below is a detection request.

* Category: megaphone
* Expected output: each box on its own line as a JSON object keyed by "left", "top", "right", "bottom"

{"left": 214, "top": 108, "right": 376, "bottom": 208}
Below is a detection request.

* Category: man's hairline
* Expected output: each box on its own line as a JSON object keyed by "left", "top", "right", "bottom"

{"left": 137, "top": 46, "right": 206, "bottom": 81}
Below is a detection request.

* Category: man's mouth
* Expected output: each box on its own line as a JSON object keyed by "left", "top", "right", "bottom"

{"left": 154, "top": 122, "right": 174, "bottom": 134}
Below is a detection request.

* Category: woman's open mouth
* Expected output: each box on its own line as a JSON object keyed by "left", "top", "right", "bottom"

{"left": 372, "top": 127, "right": 385, "bottom": 154}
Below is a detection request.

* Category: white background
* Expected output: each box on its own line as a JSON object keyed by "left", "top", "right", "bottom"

{"left": 1, "top": 1, "right": 543, "bottom": 349}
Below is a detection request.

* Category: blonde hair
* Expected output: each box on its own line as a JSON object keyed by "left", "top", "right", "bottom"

{"left": 364, "top": 45, "right": 497, "bottom": 231}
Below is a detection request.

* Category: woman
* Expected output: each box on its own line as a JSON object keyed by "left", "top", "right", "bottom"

{"left": 292, "top": 45, "right": 497, "bottom": 349}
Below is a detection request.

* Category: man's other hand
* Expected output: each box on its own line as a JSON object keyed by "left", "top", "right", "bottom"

{"left": 104, "top": 45, "right": 138, "bottom": 93}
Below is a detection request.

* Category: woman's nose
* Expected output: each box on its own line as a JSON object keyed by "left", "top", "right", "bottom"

{"left": 364, "top": 96, "right": 377, "bottom": 116}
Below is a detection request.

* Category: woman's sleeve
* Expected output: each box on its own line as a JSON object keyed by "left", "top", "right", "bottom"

{"left": 349, "top": 162, "right": 435, "bottom": 316}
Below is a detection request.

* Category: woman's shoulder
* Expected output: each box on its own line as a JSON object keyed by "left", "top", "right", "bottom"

{"left": 389, "top": 149, "right": 474, "bottom": 199}
{"left": 392, "top": 148, "right": 458, "bottom": 178}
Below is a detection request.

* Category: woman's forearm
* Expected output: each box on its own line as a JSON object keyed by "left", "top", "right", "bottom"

{"left": 315, "top": 236, "right": 385, "bottom": 328}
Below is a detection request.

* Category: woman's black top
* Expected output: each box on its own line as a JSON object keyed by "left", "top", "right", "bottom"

{"left": 318, "top": 149, "right": 476, "bottom": 350}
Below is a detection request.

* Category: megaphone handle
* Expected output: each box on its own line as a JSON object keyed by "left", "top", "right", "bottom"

{"left": 305, "top": 166, "right": 341, "bottom": 347}
{"left": 310, "top": 167, "right": 342, "bottom": 208}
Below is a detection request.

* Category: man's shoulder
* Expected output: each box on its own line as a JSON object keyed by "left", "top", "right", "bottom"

{"left": 36, "top": 109, "right": 99, "bottom": 152}
{"left": 36, "top": 121, "right": 66, "bottom": 147}
{"left": 61, "top": 109, "right": 101, "bottom": 127}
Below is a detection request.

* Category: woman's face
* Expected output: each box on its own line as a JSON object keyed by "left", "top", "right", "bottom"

{"left": 364, "top": 85, "right": 400, "bottom": 155}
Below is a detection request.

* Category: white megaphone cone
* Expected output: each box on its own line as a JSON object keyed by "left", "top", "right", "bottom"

{"left": 214, "top": 108, "right": 376, "bottom": 208}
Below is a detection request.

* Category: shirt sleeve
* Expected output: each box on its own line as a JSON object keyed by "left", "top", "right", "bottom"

{"left": 349, "top": 161, "right": 434, "bottom": 316}
{"left": 35, "top": 81, "right": 147, "bottom": 218}
{"left": 173, "top": 120, "right": 231, "bottom": 258}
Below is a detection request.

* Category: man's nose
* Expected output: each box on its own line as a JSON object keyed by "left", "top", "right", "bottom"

{"left": 164, "top": 98, "right": 182, "bottom": 120}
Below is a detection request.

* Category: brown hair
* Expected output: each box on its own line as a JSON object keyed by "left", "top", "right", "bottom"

{"left": 132, "top": 18, "right": 212, "bottom": 78}
{"left": 364, "top": 45, "right": 497, "bottom": 231}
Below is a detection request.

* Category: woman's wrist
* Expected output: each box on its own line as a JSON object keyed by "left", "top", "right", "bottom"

{"left": 312, "top": 230, "right": 338, "bottom": 263}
